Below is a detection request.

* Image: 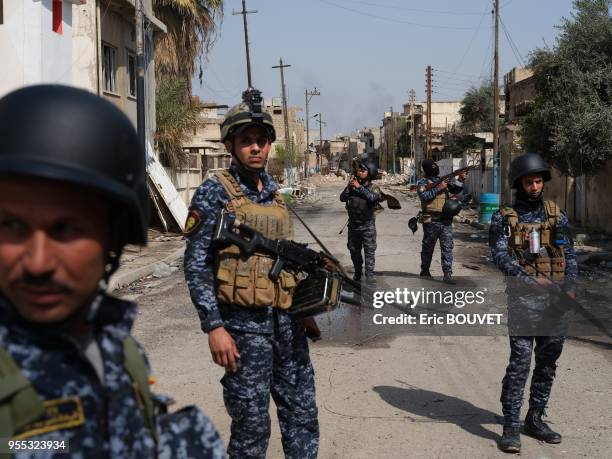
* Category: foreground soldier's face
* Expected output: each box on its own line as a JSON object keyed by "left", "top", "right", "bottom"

{"left": 227, "top": 125, "right": 271, "bottom": 170}
{"left": 357, "top": 168, "right": 368, "bottom": 179}
{"left": 521, "top": 174, "right": 544, "bottom": 199}
{"left": 0, "top": 178, "right": 110, "bottom": 324}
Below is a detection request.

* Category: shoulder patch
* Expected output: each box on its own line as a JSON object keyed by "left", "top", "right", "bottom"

{"left": 15, "top": 396, "right": 85, "bottom": 439}
{"left": 184, "top": 209, "right": 205, "bottom": 236}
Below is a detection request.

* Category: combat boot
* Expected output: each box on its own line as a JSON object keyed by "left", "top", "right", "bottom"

{"left": 419, "top": 269, "right": 432, "bottom": 278}
{"left": 499, "top": 426, "right": 521, "bottom": 453}
{"left": 523, "top": 407, "right": 562, "bottom": 443}
{"left": 443, "top": 273, "right": 456, "bottom": 285}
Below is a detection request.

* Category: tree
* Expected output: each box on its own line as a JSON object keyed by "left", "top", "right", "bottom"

{"left": 155, "top": 78, "right": 200, "bottom": 169}
{"left": 459, "top": 82, "right": 496, "bottom": 132}
{"left": 153, "top": 0, "right": 223, "bottom": 84}
{"left": 268, "top": 144, "right": 304, "bottom": 181}
{"left": 442, "top": 130, "right": 484, "bottom": 157}
{"left": 152, "top": 1, "right": 223, "bottom": 169}
{"left": 522, "top": 0, "right": 612, "bottom": 176}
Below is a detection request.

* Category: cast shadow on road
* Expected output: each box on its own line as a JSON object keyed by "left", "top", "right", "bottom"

{"left": 373, "top": 384, "right": 501, "bottom": 442}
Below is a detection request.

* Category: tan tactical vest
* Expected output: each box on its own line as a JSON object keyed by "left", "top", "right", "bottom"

{"left": 501, "top": 200, "right": 565, "bottom": 281}
{"left": 420, "top": 180, "right": 447, "bottom": 223}
{"left": 214, "top": 170, "right": 298, "bottom": 309}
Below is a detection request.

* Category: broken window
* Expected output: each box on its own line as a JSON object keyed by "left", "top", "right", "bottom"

{"left": 126, "top": 51, "right": 136, "bottom": 98}
{"left": 102, "top": 43, "right": 117, "bottom": 93}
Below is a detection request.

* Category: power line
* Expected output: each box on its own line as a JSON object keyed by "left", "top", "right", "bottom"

{"left": 500, "top": 15, "right": 526, "bottom": 67}
{"left": 449, "top": 0, "right": 493, "bottom": 74}
{"left": 434, "top": 74, "right": 481, "bottom": 84}
{"left": 330, "top": 0, "right": 484, "bottom": 15}
{"left": 435, "top": 69, "right": 486, "bottom": 78}
{"left": 316, "top": 0, "right": 489, "bottom": 30}
{"left": 479, "top": 8, "right": 496, "bottom": 81}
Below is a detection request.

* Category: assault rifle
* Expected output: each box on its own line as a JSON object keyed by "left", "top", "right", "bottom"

{"left": 213, "top": 210, "right": 361, "bottom": 317}
{"left": 423, "top": 165, "right": 475, "bottom": 191}
{"left": 519, "top": 259, "right": 612, "bottom": 338}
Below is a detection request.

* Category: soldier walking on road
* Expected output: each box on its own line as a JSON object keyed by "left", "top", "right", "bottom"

{"left": 489, "top": 153, "right": 578, "bottom": 453}
{"left": 184, "top": 88, "right": 319, "bottom": 459}
{"left": 0, "top": 85, "right": 224, "bottom": 458}
{"left": 339, "top": 158, "right": 383, "bottom": 282}
{"left": 417, "top": 159, "right": 467, "bottom": 284}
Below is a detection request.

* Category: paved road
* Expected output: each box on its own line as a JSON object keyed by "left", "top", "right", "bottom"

{"left": 125, "top": 181, "right": 611, "bottom": 458}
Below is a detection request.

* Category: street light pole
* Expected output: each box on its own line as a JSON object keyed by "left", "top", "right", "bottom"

{"left": 304, "top": 88, "right": 320, "bottom": 178}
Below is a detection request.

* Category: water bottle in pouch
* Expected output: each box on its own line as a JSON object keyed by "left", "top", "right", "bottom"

{"left": 529, "top": 227, "right": 540, "bottom": 254}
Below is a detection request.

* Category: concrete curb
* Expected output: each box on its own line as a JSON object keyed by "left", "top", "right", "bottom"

{"left": 109, "top": 246, "right": 185, "bottom": 291}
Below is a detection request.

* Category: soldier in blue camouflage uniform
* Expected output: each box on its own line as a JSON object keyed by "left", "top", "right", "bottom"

{"left": 184, "top": 88, "right": 319, "bottom": 459}
{"left": 0, "top": 85, "right": 224, "bottom": 458}
{"left": 489, "top": 153, "right": 578, "bottom": 453}
{"left": 417, "top": 159, "right": 467, "bottom": 283}
{"left": 339, "top": 159, "right": 382, "bottom": 281}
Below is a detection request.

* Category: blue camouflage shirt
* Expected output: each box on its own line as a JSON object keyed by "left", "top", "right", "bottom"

{"left": 488, "top": 198, "right": 578, "bottom": 289}
{"left": 184, "top": 164, "right": 294, "bottom": 334}
{"left": 0, "top": 294, "right": 225, "bottom": 459}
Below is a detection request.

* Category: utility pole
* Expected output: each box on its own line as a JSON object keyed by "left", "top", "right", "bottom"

{"left": 493, "top": 0, "right": 500, "bottom": 194}
{"left": 314, "top": 113, "right": 324, "bottom": 174}
{"left": 390, "top": 106, "right": 396, "bottom": 174}
{"left": 233, "top": 0, "right": 257, "bottom": 87}
{"left": 272, "top": 58, "right": 292, "bottom": 184}
{"left": 409, "top": 89, "right": 416, "bottom": 183}
{"left": 135, "top": 0, "right": 145, "bottom": 151}
{"left": 304, "top": 87, "right": 320, "bottom": 178}
{"left": 426, "top": 65, "right": 433, "bottom": 159}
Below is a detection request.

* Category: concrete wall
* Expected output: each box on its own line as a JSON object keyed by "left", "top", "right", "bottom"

{"left": 544, "top": 162, "right": 612, "bottom": 233}
{"left": 72, "top": 0, "right": 98, "bottom": 92}
{"left": 265, "top": 103, "right": 305, "bottom": 162}
{"left": 0, "top": 0, "right": 74, "bottom": 96}
{"left": 99, "top": 6, "right": 137, "bottom": 124}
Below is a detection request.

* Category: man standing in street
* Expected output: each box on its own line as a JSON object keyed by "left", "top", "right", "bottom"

{"left": 339, "top": 158, "right": 383, "bottom": 282}
{"left": 0, "top": 85, "right": 224, "bottom": 457}
{"left": 489, "top": 153, "right": 578, "bottom": 453}
{"left": 184, "top": 88, "right": 319, "bottom": 459}
{"left": 417, "top": 159, "right": 467, "bottom": 283}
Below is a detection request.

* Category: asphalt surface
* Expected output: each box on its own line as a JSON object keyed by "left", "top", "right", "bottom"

{"left": 124, "top": 181, "right": 612, "bottom": 458}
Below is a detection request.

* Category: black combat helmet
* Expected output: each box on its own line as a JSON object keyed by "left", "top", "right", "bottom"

{"left": 442, "top": 199, "right": 462, "bottom": 220}
{"left": 221, "top": 88, "right": 276, "bottom": 143}
{"left": 362, "top": 161, "right": 378, "bottom": 180}
{"left": 0, "top": 85, "right": 149, "bottom": 248}
{"left": 509, "top": 153, "right": 551, "bottom": 189}
{"left": 421, "top": 158, "right": 439, "bottom": 177}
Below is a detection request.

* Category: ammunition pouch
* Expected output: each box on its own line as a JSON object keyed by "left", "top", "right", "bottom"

{"left": 421, "top": 180, "right": 447, "bottom": 223}
{"left": 502, "top": 200, "right": 566, "bottom": 281}
{"left": 214, "top": 170, "right": 299, "bottom": 308}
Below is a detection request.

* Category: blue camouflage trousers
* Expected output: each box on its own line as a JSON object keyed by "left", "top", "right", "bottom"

{"left": 501, "top": 335, "right": 565, "bottom": 427}
{"left": 420, "top": 221, "right": 454, "bottom": 274}
{"left": 222, "top": 319, "right": 319, "bottom": 458}
{"left": 347, "top": 220, "right": 377, "bottom": 277}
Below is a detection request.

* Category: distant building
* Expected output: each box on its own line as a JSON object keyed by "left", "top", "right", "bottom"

{"left": 179, "top": 100, "right": 229, "bottom": 204}
{"left": 264, "top": 98, "right": 305, "bottom": 161}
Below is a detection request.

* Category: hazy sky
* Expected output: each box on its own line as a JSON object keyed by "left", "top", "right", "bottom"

{"left": 192, "top": 0, "right": 576, "bottom": 137}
